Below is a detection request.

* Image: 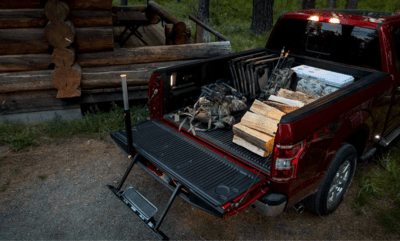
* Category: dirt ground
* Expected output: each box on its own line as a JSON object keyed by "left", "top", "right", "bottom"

{"left": 0, "top": 137, "right": 398, "bottom": 240}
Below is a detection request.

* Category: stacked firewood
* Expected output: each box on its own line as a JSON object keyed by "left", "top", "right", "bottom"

{"left": 233, "top": 89, "right": 316, "bottom": 157}
{"left": 44, "top": 0, "right": 81, "bottom": 98}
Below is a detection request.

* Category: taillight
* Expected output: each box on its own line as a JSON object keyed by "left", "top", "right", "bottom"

{"left": 272, "top": 140, "right": 306, "bottom": 182}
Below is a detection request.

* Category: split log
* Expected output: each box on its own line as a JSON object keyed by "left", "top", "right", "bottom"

{"left": 74, "top": 27, "right": 114, "bottom": 53}
{"left": 186, "top": 22, "right": 192, "bottom": 37}
{"left": 45, "top": 20, "right": 75, "bottom": 48}
{"left": 148, "top": 1, "right": 186, "bottom": 33}
{"left": 240, "top": 112, "right": 279, "bottom": 136}
{"left": 0, "top": 60, "right": 193, "bottom": 93}
{"left": 0, "top": 9, "right": 47, "bottom": 29}
{"left": 68, "top": 10, "right": 112, "bottom": 27}
{"left": 76, "top": 42, "right": 230, "bottom": 67}
{"left": 52, "top": 64, "right": 82, "bottom": 98}
{"left": 263, "top": 101, "right": 300, "bottom": 114}
{"left": 65, "top": 0, "right": 113, "bottom": 10}
{"left": 0, "top": 9, "right": 112, "bottom": 29}
{"left": 268, "top": 95, "right": 305, "bottom": 108}
{"left": 277, "top": 88, "right": 316, "bottom": 104}
{"left": 165, "top": 24, "right": 173, "bottom": 37}
{"left": 45, "top": 0, "right": 70, "bottom": 22}
{"left": 112, "top": 6, "right": 147, "bottom": 13}
{"left": 0, "top": 0, "right": 113, "bottom": 9}
{"left": 233, "top": 123, "right": 274, "bottom": 154}
{"left": 0, "top": 29, "right": 51, "bottom": 55}
{"left": 174, "top": 33, "right": 188, "bottom": 45}
{"left": 0, "top": 90, "right": 80, "bottom": 115}
{"left": 233, "top": 135, "right": 268, "bottom": 157}
{"left": 0, "top": 42, "right": 231, "bottom": 72}
{"left": 250, "top": 99, "right": 285, "bottom": 121}
{"left": 52, "top": 47, "right": 75, "bottom": 68}
{"left": 0, "top": 55, "right": 52, "bottom": 73}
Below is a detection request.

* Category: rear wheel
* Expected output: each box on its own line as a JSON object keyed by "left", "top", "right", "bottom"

{"left": 304, "top": 143, "right": 357, "bottom": 215}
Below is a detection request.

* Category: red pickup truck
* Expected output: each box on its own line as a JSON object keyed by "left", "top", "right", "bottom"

{"left": 109, "top": 9, "right": 400, "bottom": 239}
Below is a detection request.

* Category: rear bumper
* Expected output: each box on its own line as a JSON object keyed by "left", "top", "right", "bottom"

{"left": 250, "top": 193, "right": 287, "bottom": 217}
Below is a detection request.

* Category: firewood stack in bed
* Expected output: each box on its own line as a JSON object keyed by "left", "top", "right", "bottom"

{"left": 232, "top": 88, "right": 316, "bottom": 157}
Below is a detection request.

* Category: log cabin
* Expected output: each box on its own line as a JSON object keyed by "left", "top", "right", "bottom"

{"left": 0, "top": 0, "right": 231, "bottom": 122}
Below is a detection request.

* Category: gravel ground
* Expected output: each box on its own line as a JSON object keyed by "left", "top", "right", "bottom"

{"left": 0, "top": 137, "right": 398, "bottom": 240}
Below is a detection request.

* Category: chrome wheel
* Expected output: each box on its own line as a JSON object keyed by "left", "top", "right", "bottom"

{"left": 327, "top": 159, "right": 351, "bottom": 209}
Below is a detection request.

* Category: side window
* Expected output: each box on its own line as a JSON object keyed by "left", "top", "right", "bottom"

{"left": 393, "top": 28, "right": 400, "bottom": 70}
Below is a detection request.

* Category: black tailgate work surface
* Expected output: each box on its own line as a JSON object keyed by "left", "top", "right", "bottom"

{"left": 164, "top": 114, "right": 271, "bottom": 172}
{"left": 110, "top": 120, "right": 263, "bottom": 206}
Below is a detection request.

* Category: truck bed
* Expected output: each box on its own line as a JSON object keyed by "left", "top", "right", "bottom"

{"left": 164, "top": 109, "right": 272, "bottom": 172}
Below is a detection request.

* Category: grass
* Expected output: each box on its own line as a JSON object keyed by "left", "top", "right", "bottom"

{"left": 0, "top": 104, "right": 149, "bottom": 151}
{"left": 0, "top": 184, "right": 8, "bottom": 192}
{"left": 11, "top": 168, "right": 20, "bottom": 174}
{"left": 353, "top": 144, "right": 400, "bottom": 234}
{"left": 38, "top": 175, "right": 47, "bottom": 181}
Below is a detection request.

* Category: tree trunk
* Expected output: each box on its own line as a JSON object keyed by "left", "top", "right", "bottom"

{"left": 345, "top": 0, "right": 358, "bottom": 9}
{"left": 302, "top": 0, "right": 315, "bottom": 9}
{"left": 197, "top": 0, "right": 210, "bottom": 42}
{"left": 250, "top": 0, "right": 274, "bottom": 35}
{"left": 327, "top": 0, "right": 336, "bottom": 8}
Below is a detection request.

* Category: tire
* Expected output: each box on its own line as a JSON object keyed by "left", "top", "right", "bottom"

{"left": 304, "top": 143, "right": 357, "bottom": 215}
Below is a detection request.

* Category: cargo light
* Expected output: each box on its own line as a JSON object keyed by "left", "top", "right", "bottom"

{"left": 329, "top": 18, "right": 340, "bottom": 24}
{"left": 307, "top": 15, "right": 320, "bottom": 22}
{"left": 272, "top": 140, "right": 306, "bottom": 182}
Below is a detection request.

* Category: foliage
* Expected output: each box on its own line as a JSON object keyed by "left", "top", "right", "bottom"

{"left": 354, "top": 145, "right": 400, "bottom": 234}
{"left": 0, "top": 121, "right": 41, "bottom": 150}
{"left": 0, "top": 105, "right": 149, "bottom": 151}
{"left": 38, "top": 175, "right": 47, "bottom": 180}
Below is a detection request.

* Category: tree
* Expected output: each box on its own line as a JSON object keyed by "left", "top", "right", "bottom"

{"left": 196, "top": 0, "right": 210, "bottom": 42}
{"left": 302, "top": 0, "right": 315, "bottom": 9}
{"left": 345, "top": 0, "right": 358, "bottom": 9}
{"left": 327, "top": 0, "right": 336, "bottom": 8}
{"left": 250, "top": 0, "right": 274, "bottom": 35}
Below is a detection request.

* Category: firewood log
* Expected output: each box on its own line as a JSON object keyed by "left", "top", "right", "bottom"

{"left": 233, "top": 135, "right": 268, "bottom": 157}
{"left": 250, "top": 99, "right": 285, "bottom": 121}
{"left": 233, "top": 123, "right": 274, "bottom": 153}
{"left": 268, "top": 95, "right": 304, "bottom": 108}
{"left": 240, "top": 112, "right": 279, "bottom": 136}
{"left": 263, "top": 101, "right": 299, "bottom": 114}
{"left": 277, "top": 88, "right": 316, "bottom": 104}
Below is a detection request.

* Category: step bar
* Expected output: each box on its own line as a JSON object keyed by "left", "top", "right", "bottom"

{"left": 379, "top": 124, "right": 400, "bottom": 147}
{"left": 108, "top": 153, "right": 181, "bottom": 240}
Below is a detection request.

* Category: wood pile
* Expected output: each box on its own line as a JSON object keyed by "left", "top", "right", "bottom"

{"left": 232, "top": 89, "right": 317, "bottom": 157}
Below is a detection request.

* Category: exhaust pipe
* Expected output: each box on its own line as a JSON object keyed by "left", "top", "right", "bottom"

{"left": 121, "top": 74, "right": 134, "bottom": 156}
{"left": 293, "top": 203, "right": 305, "bottom": 214}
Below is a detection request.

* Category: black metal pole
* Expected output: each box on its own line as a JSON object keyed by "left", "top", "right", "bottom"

{"left": 121, "top": 74, "right": 134, "bottom": 156}
{"left": 116, "top": 153, "right": 139, "bottom": 191}
{"left": 154, "top": 183, "right": 182, "bottom": 231}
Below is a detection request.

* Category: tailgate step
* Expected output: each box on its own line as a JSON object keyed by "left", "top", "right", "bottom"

{"left": 122, "top": 187, "right": 157, "bottom": 221}
{"left": 111, "top": 119, "right": 263, "bottom": 207}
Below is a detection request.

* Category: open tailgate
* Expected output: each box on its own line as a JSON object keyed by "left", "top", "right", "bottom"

{"left": 110, "top": 119, "right": 263, "bottom": 207}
